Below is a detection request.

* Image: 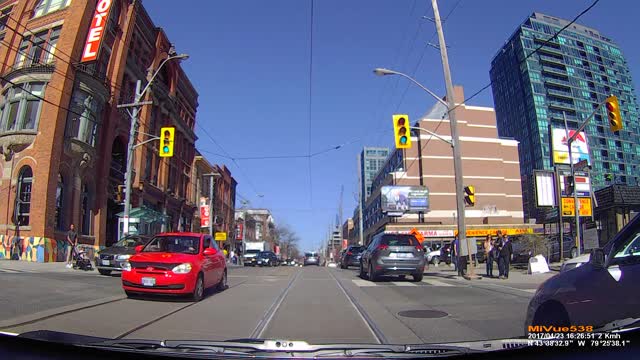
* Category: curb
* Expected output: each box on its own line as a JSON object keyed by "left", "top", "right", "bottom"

{"left": 0, "top": 295, "right": 126, "bottom": 329}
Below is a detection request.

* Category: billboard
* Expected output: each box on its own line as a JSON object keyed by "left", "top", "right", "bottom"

{"left": 551, "top": 128, "right": 590, "bottom": 165}
{"left": 380, "top": 186, "right": 429, "bottom": 213}
{"left": 534, "top": 171, "right": 556, "bottom": 207}
{"left": 81, "top": 0, "right": 114, "bottom": 62}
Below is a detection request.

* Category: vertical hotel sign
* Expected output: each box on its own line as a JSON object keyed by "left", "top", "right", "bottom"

{"left": 199, "top": 197, "right": 210, "bottom": 228}
{"left": 81, "top": 0, "right": 113, "bottom": 62}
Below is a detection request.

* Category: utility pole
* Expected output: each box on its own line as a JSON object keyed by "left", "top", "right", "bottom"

{"left": 563, "top": 112, "right": 581, "bottom": 256}
{"left": 358, "top": 154, "right": 364, "bottom": 245}
{"left": 431, "top": 0, "right": 476, "bottom": 279}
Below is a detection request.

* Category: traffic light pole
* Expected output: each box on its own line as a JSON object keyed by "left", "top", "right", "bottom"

{"left": 431, "top": 0, "right": 476, "bottom": 280}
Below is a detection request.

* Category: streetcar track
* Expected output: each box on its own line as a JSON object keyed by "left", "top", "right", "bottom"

{"left": 3, "top": 297, "right": 127, "bottom": 330}
{"left": 250, "top": 270, "right": 301, "bottom": 339}
{"left": 328, "top": 269, "right": 387, "bottom": 344}
{"left": 114, "top": 279, "right": 248, "bottom": 339}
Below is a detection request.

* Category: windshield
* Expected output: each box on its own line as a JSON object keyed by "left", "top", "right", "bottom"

{"left": 142, "top": 236, "right": 200, "bottom": 255}
{"left": 6, "top": 0, "right": 639, "bottom": 353}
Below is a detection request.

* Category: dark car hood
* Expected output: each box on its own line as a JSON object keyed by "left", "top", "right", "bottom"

{"left": 98, "top": 247, "right": 136, "bottom": 256}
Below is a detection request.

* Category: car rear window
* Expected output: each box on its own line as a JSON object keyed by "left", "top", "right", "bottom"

{"left": 350, "top": 246, "right": 365, "bottom": 253}
{"left": 381, "top": 235, "right": 418, "bottom": 246}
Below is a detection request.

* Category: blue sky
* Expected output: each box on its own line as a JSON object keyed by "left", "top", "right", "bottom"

{"left": 143, "top": 0, "right": 640, "bottom": 252}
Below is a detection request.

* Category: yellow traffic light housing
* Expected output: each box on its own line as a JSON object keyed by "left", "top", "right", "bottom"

{"left": 605, "top": 95, "right": 622, "bottom": 133}
{"left": 392, "top": 114, "right": 412, "bottom": 149}
{"left": 160, "top": 127, "right": 175, "bottom": 157}
{"left": 464, "top": 185, "right": 475, "bottom": 207}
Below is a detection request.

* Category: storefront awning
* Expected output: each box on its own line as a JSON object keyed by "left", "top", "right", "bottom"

{"left": 116, "top": 206, "right": 169, "bottom": 224}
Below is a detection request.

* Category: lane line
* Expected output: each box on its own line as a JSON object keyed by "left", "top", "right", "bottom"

{"left": 251, "top": 270, "right": 301, "bottom": 339}
{"left": 329, "top": 270, "right": 386, "bottom": 344}
{"left": 352, "top": 279, "right": 377, "bottom": 287}
{"left": 391, "top": 282, "right": 417, "bottom": 287}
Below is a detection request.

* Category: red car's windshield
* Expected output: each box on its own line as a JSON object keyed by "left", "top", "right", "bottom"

{"left": 142, "top": 236, "right": 200, "bottom": 255}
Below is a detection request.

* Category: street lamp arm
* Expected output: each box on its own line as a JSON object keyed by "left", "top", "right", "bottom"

{"left": 139, "top": 54, "right": 188, "bottom": 99}
{"left": 374, "top": 68, "right": 449, "bottom": 108}
{"left": 410, "top": 126, "right": 453, "bottom": 147}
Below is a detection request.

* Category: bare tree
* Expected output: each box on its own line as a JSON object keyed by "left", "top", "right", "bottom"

{"left": 275, "top": 223, "right": 300, "bottom": 259}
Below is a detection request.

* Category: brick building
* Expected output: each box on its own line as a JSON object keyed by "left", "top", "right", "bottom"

{"left": 363, "top": 86, "right": 538, "bottom": 245}
{"left": 190, "top": 152, "right": 237, "bottom": 248}
{"left": 0, "top": 0, "right": 199, "bottom": 261}
{"left": 234, "top": 208, "right": 277, "bottom": 253}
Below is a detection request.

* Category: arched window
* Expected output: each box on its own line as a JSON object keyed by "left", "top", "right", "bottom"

{"left": 81, "top": 184, "right": 91, "bottom": 235}
{"left": 15, "top": 166, "right": 33, "bottom": 226}
{"left": 55, "top": 174, "right": 64, "bottom": 230}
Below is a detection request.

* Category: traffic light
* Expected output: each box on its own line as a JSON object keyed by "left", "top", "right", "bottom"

{"left": 464, "top": 185, "right": 475, "bottom": 207}
{"left": 564, "top": 175, "right": 575, "bottom": 195}
{"left": 392, "top": 114, "right": 412, "bottom": 149}
{"left": 159, "top": 127, "right": 175, "bottom": 157}
{"left": 605, "top": 95, "right": 622, "bottom": 133}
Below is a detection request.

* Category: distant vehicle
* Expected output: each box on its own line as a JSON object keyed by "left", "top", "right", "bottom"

{"left": 526, "top": 214, "right": 640, "bottom": 331}
{"left": 243, "top": 249, "right": 261, "bottom": 266}
{"left": 95, "top": 235, "right": 150, "bottom": 276}
{"left": 560, "top": 253, "right": 591, "bottom": 273}
{"left": 304, "top": 252, "right": 320, "bottom": 266}
{"left": 425, "top": 249, "right": 441, "bottom": 265}
{"left": 256, "top": 251, "right": 278, "bottom": 267}
{"left": 283, "top": 258, "right": 297, "bottom": 266}
{"left": 360, "top": 233, "right": 426, "bottom": 282}
{"left": 546, "top": 234, "right": 581, "bottom": 263}
{"left": 121, "top": 233, "right": 227, "bottom": 301}
{"left": 339, "top": 245, "right": 365, "bottom": 269}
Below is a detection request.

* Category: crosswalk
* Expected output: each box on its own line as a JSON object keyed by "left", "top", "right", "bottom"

{"left": 351, "top": 278, "right": 455, "bottom": 287}
{"left": 0, "top": 268, "right": 37, "bottom": 274}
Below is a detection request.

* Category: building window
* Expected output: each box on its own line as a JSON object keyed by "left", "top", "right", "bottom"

{"left": 81, "top": 184, "right": 91, "bottom": 235}
{"left": 65, "top": 88, "right": 103, "bottom": 146}
{"left": 55, "top": 174, "right": 64, "bottom": 230}
{"left": 15, "top": 166, "right": 33, "bottom": 226}
{"left": 0, "top": 82, "right": 45, "bottom": 132}
{"left": 33, "top": 0, "right": 71, "bottom": 18}
{"left": 15, "top": 26, "right": 61, "bottom": 67}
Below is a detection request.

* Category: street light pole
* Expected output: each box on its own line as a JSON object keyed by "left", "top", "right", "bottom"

{"left": 431, "top": 0, "right": 475, "bottom": 280}
{"left": 118, "top": 52, "right": 188, "bottom": 235}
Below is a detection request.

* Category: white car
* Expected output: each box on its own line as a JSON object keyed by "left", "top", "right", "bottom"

{"left": 426, "top": 249, "right": 441, "bottom": 265}
{"left": 525, "top": 214, "right": 640, "bottom": 332}
{"left": 559, "top": 253, "right": 590, "bottom": 273}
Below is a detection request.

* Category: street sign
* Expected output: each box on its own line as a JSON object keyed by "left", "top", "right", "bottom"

{"left": 574, "top": 159, "right": 589, "bottom": 171}
{"left": 215, "top": 232, "right": 227, "bottom": 241}
{"left": 409, "top": 228, "right": 425, "bottom": 243}
{"left": 561, "top": 197, "right": 592, "bottom": 217}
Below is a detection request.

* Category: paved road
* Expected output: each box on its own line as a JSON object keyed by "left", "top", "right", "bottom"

{"left": 0, "top": 262, "right": 551, "bottom": 345}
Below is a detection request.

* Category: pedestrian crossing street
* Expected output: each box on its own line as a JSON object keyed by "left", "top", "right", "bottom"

{"left": 351, "top": 278, "right": 455, "bottom": 287}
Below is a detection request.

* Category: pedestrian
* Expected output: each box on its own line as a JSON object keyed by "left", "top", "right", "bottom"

{"left": 230, "top": 249, "right": 236, "bottom": 264}
{"left": 499, "top": 235, "right": 513, "bottom": 279}
{"left": 66, "top": 224, "right": 77, "bottom": 268}
{"left": 452, "top": 232, "right": 463, "bottom": 277}
{"left": 484, "top": 234, "right": 494, "bottom": 277}
{"left": 495, "top": 231, "right": 505, "bottom": 278}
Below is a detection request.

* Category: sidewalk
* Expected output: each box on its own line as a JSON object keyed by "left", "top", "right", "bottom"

{"left": 0, "top": 259, "right": 77, "bottom": 273}
{"left": 424, "top": 262, "right": 556, "bottom": 286}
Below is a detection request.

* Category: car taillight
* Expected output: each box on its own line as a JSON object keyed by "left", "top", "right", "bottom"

{"left": 377, "top": 244, "right": 389, "bottom": 251}
{"left": 347, "top": 251, "right": 353, "bottom": 255}
{"left": 415, "top": 244, "right": 424, "bottom": 251}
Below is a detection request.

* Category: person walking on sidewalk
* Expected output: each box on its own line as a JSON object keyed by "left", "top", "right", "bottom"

{"left": 452, "top": 233, "right": 463, "bottom": 277}
{"left": 495, "top": 231, "right": 505, "bottom": 278}
{"left": 65, "top": 224, "right": 77, "bottom": 268}
{"left": 499, "top": 235, "right": 513, "bottom": 279}
{"left": 484, "top": 235, "right": 494, "bottom": 278}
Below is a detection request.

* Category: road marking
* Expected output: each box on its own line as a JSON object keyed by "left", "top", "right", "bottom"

{"left": 421, "top": 278, "right": 454, "bottom": 287}
{"left": 391, "top": 282, "right": 417, "bottom": 287}
{"left": 352, "top": 279, "right": 377, "bottom": 287}
{"left": 477, "top": 282, "right": 538, "bottom": 294}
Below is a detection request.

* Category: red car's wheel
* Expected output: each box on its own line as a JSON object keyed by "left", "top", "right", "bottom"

{"left": 191, "top": 273, "right": 204, "bottom": 302}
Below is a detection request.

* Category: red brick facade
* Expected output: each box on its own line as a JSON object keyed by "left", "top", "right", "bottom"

{"left": 0, "top": 0, "right": 199, "bottom": 260}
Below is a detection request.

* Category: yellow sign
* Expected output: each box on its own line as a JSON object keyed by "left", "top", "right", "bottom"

{"left": 561, "top": 197, "right": 592, "bottom": 217}
{"left": 215, "top": 232, "right": 227, "bottom": 241}
{"left": 465, "top": 228, "right": 534, "bottom": 237}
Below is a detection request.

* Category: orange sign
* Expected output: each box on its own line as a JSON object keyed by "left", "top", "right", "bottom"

{"left": 409, "top": 228, "right": 425, "bottom": 242}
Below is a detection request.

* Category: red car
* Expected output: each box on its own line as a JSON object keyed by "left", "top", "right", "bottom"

{"left": 121, "top": 232, "right": 227, "bottom": 301}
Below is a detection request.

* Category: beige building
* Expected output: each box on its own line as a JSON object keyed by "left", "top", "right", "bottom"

{"left": 363, "top": 86, "right": 537, "bottom": 244}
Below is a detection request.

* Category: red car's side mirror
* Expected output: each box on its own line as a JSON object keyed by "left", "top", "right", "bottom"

{"left": 135, "top": 245, "right": 144, "bottom": 253}
{"left": 204, "top": 248, "right": 217, "bottom": 256}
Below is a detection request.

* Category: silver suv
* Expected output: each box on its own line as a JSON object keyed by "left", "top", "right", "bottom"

{"left": 360, "top": 233, "right": 426, "bottom": 282}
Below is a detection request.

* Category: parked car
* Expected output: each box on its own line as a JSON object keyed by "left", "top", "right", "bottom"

{"left": 121, "top": 232, "right": 227, "bottom": 301}
{"left": 243, "top": 249, "right": 261, "bottom": 266}
{"left": 546, "top": 234, "right": 582, "bottom": 263}
{"left": 525, "top": 214, "right": 640, "bottom": 331}
{"left": 95, "top": 235, "right": 150, "bottom": 276}
{"left": 425, "top": 248, "right": 441, "bottom": 265}
{"left": 340, "top": 245, "right": 365, "bottom": 269}
{"left": 256, "top": 251, "right": 278, "bottom": 267}
{"left": 560, "top": 253, "right": 591, "bottom": 273}
{"left": 360, "top": 233, "right": 426, "bottom": 282}
{"left": 304, "top": 252, "right": 320, "bottom": 266}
